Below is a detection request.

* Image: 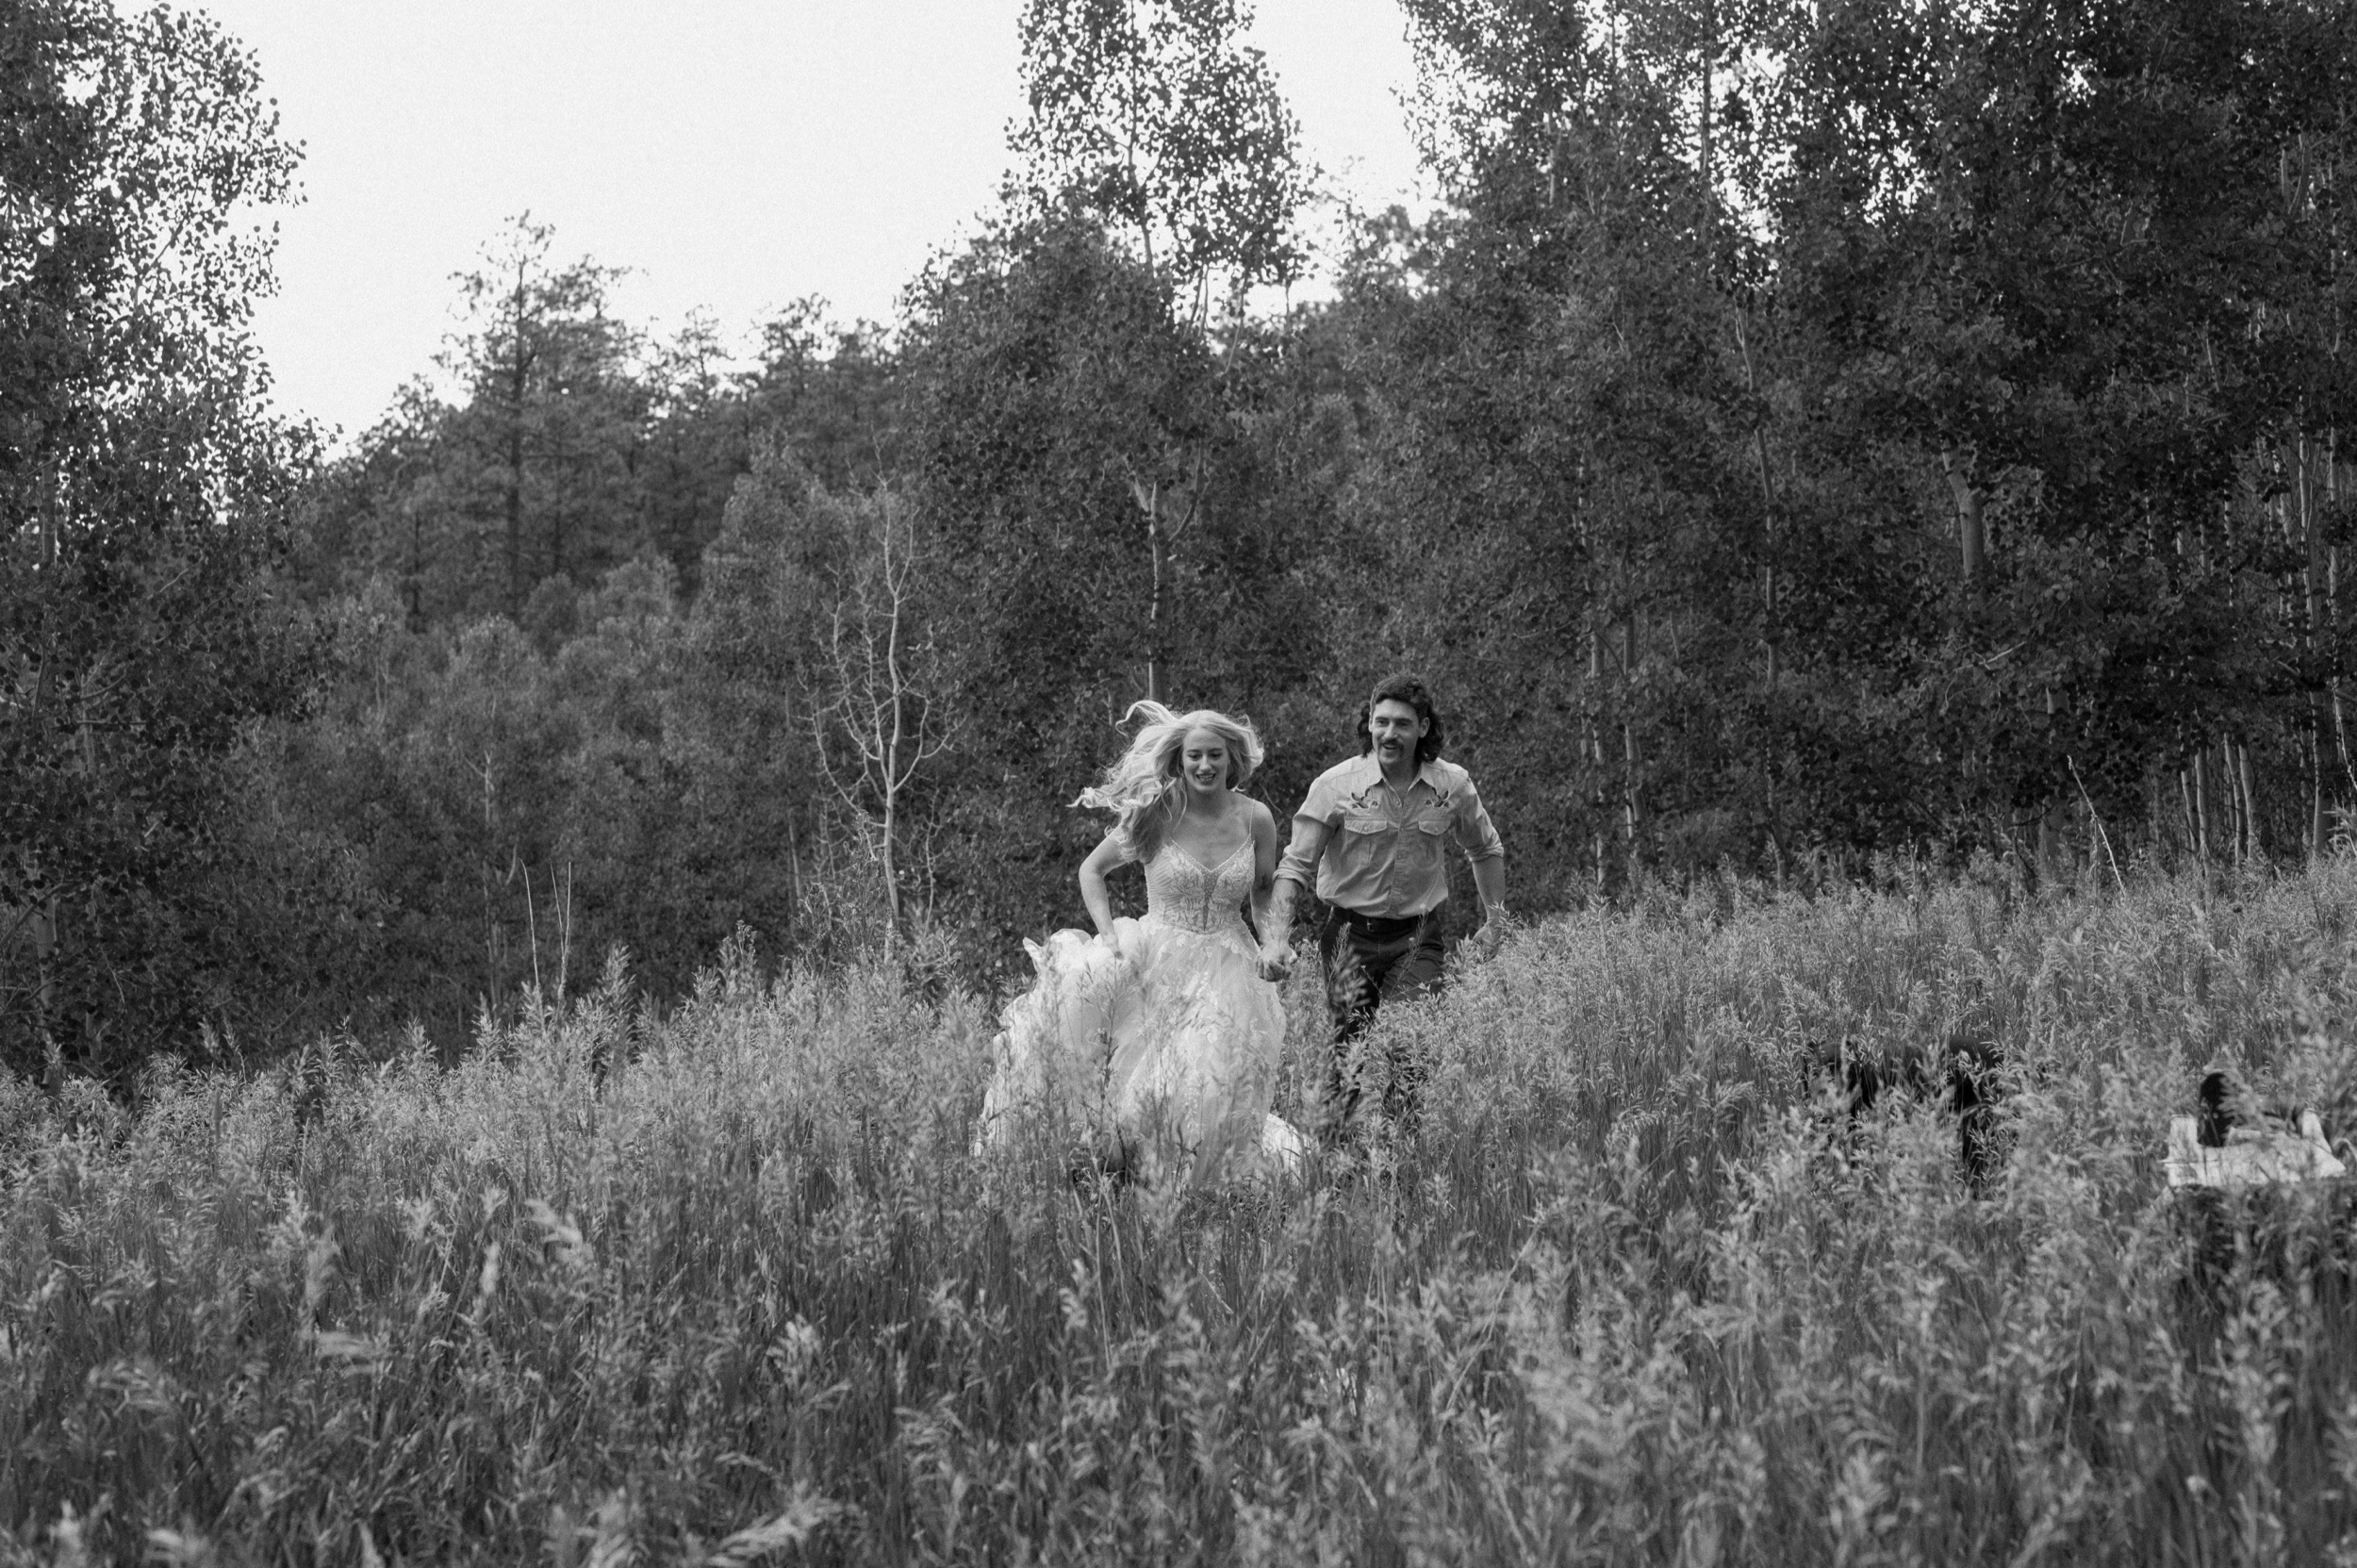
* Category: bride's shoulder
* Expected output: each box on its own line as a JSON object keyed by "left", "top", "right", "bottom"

{"left": 1098, "top": 820, "right": 1140, "bottom": 863}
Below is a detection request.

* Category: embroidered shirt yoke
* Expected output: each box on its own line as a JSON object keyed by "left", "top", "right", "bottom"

{"left": 1276, "top": 754, "right": 1504, "bottom": 918}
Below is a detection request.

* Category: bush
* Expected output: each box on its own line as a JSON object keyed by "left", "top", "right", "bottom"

{"left": 6, "top": 864, "right": 2357, "bottom": 1562}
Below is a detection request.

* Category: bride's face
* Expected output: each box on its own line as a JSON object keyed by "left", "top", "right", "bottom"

{"left": 1178, "top": 727, "right": 1231, "bottom": 801}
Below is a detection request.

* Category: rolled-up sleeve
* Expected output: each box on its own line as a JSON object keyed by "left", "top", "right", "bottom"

{"left": 1454, "top": 777, "right": 1505, "bottom": 866}
{"left": 1276, "top": 770, "right": 1341, "bottom": 889}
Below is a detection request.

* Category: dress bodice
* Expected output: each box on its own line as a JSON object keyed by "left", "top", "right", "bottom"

{"left": 1143, "top": 839, "right": 1257, "bottom": 936}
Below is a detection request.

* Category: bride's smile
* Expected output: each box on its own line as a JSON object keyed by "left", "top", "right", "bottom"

{"left": 1180, "top": 729, "right": 1232, "bottom": 801}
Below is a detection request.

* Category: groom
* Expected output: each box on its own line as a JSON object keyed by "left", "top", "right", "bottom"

{"left": 1259, "top": 674, "right": 1507, "bottom": 1134}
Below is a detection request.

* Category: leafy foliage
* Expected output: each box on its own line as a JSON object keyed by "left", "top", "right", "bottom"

{"left": 25, "top": 0, "right": 2357, "bottom": 1064}
{"left": 1375, "top": 0, "right": 2357, "bottom": 884}
{"left": 0, "top": 0, "right": 320, "bottom": 1080}
{"left": 1012, "top": 0, "right": 1312, "bottom": 292}
{"left": 11, "top": 865, "right": 2357, "bottom": 1560}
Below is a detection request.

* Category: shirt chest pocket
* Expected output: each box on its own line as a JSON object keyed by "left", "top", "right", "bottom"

{"left": 1341, "top": 813, "right": 1394, "bottom": 842}
{"left": 1410, "top": 815, "right": 1450, "bottom": 859}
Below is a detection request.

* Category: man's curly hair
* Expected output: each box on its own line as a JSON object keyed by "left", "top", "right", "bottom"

{"left": 1354, "top": 673, "right": 1445, "bottom": 767}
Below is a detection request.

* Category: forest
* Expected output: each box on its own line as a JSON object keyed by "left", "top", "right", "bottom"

{"left": 20, "top": 3, "right": 2357, "bottom": 1563}
{"left": 8, "top": 0, "right": 2357, "bottom": 1074}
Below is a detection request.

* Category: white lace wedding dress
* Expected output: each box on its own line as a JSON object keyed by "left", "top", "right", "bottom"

{"left": 976, "top": 834, "right": 1307, "bottom": 1185}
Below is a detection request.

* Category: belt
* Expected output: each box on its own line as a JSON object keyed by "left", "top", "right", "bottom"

{"left": 1330, "top": 906, "right": 1426, "bottom": 940}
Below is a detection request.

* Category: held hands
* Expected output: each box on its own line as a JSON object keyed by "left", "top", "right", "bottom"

{"left": 1464, "top": 906, "right": 1512, "bottom": 963}
{"left": 1257, "top": 940, "right": 1296, "bottom": 982}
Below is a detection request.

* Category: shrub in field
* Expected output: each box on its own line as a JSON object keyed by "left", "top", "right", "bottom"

{"left": 6, "top": 866, "right": 2357, "bottom": 1563}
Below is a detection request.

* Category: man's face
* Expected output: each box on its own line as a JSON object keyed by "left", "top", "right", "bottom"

{"left": 1368, "top": 699, "right": 1429, "bottom": 771}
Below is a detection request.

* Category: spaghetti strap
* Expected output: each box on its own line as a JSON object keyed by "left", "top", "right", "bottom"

{"left": 1167, "top": 836, "right": 1252, "bottom": 877}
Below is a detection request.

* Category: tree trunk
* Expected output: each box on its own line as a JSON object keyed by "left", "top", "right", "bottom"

{"left": 1146, "top": 496, "right": 1163, "bottom": 704}
{"left": 2237, "top": 738, "right": 2259, "bottom": 863}
{"left": 407, "top": 503, "right": 425, "bottom": 629}
{"left": 880, "top": 786, "right": 899, "bottom": 957}
{"left": 786, "top": 813, "right": 804, "bottom": 930}
{"left": 2193, "top": 751, "right": 2212, "bottom": 863}
{"left": 1588, "top": 623, "right": 1606, "bottom": 892}
{"left": 479, "top": 751, "right": 500, "bottom": 1009}
{"left": 1941, "top": 445, "right": 1986, "bottom": 586}
{"left": 882, "top": 575, "right": 906, "bottom": 955}
{"left": 2332, "top": 434, "right": 2355, "bottom": 805}
{"left": 2299, "top": 434, "right": 2324, "bottom": 855}
{"left": 505, "top": 258, "right": 529, "bottom": 613}
{"left": 1130, "top": 473, "right": 1198, "bottom": 707}
{"left": 2311, "top": 719, "right": 2326, "bottom": 861}
{"left": 1622, "top": 613, "right": 1641, "bottom": 860}
{"left": 2224, "top": 739, "right": 2243, "bottom": 863}
{"left": 28, "top": 897, "right": 56, "bottom": 1049}
{"left": 1697, "top": 2, "right": 1714, "bottom": 225}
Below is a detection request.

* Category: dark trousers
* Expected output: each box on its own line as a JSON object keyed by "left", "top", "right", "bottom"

{"left": 1319, "top": 907, "right": 1445, "bottom": 1137}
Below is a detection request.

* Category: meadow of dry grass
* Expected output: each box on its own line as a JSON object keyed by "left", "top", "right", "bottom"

{"left": 7, "top": 862, "right": 2357, "bottom": 1564}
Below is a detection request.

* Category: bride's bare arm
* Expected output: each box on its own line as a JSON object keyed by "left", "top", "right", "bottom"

{"left": 1256, "top": 802, "right": 1310, "bottom": 979}
{"left": 1248, "top": 800, "right": 1279, "bottom": 937}
{"left": 1078, "top": 833, "right": 1129, "bottom": 937}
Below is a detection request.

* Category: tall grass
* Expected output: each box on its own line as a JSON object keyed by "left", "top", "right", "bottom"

{"left": 7, "top": 866, "right": 2357, "bottom": 1564}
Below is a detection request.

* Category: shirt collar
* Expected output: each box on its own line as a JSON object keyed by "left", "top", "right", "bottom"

{"left": 1349, "top": 752, "right": 1446, "bottom": 793}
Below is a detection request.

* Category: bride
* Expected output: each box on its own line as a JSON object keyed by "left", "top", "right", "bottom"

{"left": 976, "top": 701, "right": 1308, "bottom": 1186}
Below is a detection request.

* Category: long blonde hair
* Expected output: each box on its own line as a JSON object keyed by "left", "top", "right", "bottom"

{"left": 1073, "top": 701, "right": 1265, "bottom": 861}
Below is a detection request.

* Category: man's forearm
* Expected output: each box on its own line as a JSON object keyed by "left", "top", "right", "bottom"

{"left": 1263, "top": 877, "right": 1302, "bottom": 946}
{"left": 1471, "top": 856, "right": 1506, "bottom": 918}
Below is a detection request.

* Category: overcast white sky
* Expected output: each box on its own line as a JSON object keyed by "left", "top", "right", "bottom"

{"left": 191, "top": 1, "right": 1432, "bottom": 444}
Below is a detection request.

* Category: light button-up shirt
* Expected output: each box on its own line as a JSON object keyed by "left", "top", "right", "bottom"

{"left": 1275, "top": 753, "right": 1504, "bottom": 918}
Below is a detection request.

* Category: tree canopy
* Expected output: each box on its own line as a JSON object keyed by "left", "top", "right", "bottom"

{"left": 19, "top": 0, "right": 2357, "bottom": 1063}
{"left": 1, "top": 0, "right": 320, "bottom": 1079}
